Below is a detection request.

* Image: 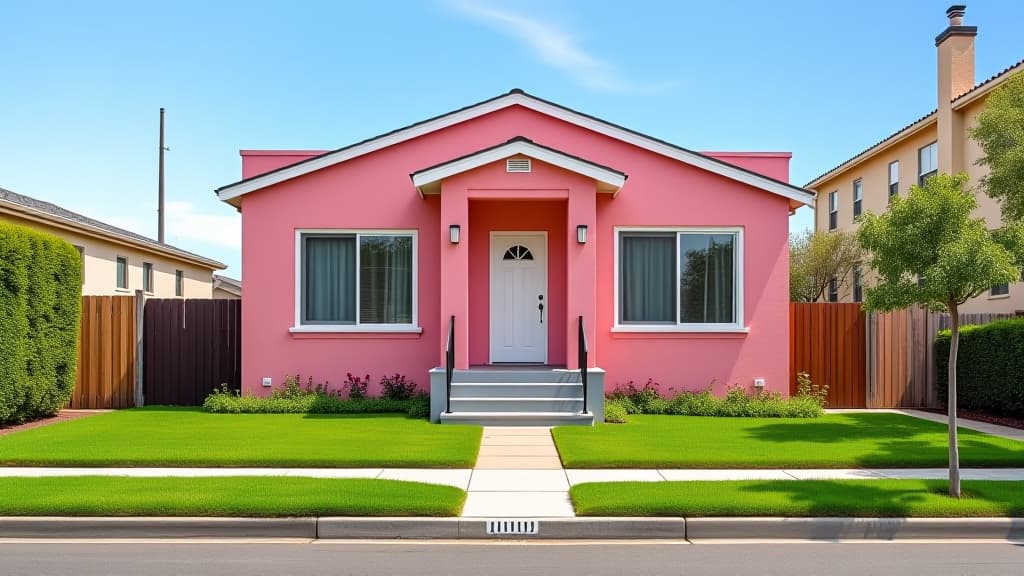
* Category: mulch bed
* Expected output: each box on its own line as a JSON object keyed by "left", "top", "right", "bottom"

{"left": 921, "top": 407, "right": 1024, "bottom": 431}
{"left": 0, "top": 410, "right": 108, "bottom": 437}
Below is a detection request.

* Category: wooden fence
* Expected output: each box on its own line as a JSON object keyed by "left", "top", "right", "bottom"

{"left": 866, "top": 307, "right": 1015, "bottom": 408}
{"left": 69, "top": 295, "right": 138, "bottom": 409}
{"left": 789, "top": 303, "right": 866, "bottom": 408}
{"left": 143, "top": 298, "right": 242, "bottom": 406}
{"left": 790, "top": 302, "right": 1013, "bottom": 409}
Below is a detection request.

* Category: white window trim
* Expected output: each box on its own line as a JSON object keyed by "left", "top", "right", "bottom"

{"left": 612, "top": 226, "right": 746, "bottom": 333}
{"left": 291, "top": 229, "right": 420, "bottom": 333}
{"left": 889, "top": 161, "right": 899, "bottom": 186}
{"left": 919, "top": 141, "right": 938, "bottom": 179}
{"left": 115, "top": 255, "right": 129, "bottom": 292}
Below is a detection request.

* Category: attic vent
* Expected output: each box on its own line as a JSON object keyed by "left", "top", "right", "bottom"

{"left": 506, "top": 158, "right": 531, "bottom": 173}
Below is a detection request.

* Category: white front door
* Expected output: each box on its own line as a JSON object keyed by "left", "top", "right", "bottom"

{"left": 490, "top": 233, "right": 548, "bottom": 363}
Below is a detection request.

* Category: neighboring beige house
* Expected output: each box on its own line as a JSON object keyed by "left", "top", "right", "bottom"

{"left": 0, "top": 187, "right": 226, "bottom": 297}
{"left": 806, "top": 5, "right": 1023, "bottom": 314}
{"left": 212, "top": 274, "right": 241, "bottom": 299}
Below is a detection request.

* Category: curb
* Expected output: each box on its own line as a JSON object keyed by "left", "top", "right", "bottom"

{"left": 1, "top": 517, "right": 1022, "bottom": 540}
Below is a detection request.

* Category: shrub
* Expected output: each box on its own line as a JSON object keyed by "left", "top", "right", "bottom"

{"left": 380, "top": 373, "right": 418, "bottom": 400}
{"left": 603, "top": 400, "right": 629, "bottom": 423}
{"left": 203, "top": 380, "right": 429, "bottom": 418}
{"left": 343, "top": 373, "right": 370, "bottom": 400}
{"left": 0, "top": 222, "right": 81, "bottom": 426}
{"left": 610, "top": 376, "right": 824, "bottom": 419}
{"left": 794, "top": 371, "right": 829, "bottom": 408}
{"left": 935, "top": 318, "right": 1024, "bottom": 417}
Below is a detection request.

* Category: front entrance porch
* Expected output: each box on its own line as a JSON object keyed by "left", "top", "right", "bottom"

{"left": 429, "top": 365, "right": 605, "bottom": 425}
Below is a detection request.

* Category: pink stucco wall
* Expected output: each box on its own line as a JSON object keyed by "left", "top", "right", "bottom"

{"left": 238, "top": 104, "right": 792, "bottom": 397}
{"left": 703, "top": 152, "right": 791, "bottom": 184}
{"left": 240, "top": 150, "right": 328, "bottom": 180}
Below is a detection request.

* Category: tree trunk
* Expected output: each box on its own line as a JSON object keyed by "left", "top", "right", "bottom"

{"left": 947, "top": 301, "right": 961, "bottom": 498}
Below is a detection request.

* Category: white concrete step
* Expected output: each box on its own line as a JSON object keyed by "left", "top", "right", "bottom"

{"left": 449, "top": 397, "right": 584, "bottom": 412}
{"left": 439, "top": 411, "right": 594, "bottom": 426}
{"left": 450, "top": 383, "right": 583, "bottom": 399}
{"left": 451, "top": 370, "right": 582, "bottom": 384}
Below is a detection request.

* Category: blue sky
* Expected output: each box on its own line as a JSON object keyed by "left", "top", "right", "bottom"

{"left": 2, "top": 0, "right": 1023, "bottom": 277}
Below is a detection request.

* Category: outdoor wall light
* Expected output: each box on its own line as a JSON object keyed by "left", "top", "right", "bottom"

{"left": 450, "top": 224, "right": 461, "bottom": 244}
{"left": 577, "top": 224, "right": 588, "bottom": 244}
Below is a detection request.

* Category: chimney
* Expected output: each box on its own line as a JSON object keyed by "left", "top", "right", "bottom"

{"left": 935, "top": 5, "right": 977, "bottom": 174}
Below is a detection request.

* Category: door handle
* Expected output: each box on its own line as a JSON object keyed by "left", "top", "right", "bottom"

{"left": 538, "top": 294, "right": 544, "bottom": 324}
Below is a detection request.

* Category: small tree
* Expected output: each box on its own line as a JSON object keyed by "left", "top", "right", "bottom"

{"left": 857, "top": 173, "right": 1024, "bottom": 497}
{"left": 789, "top": 229, "right": 862, "bottom": 302}
{"left": 971, "top": 71, "right": 1024, "bottom": 222}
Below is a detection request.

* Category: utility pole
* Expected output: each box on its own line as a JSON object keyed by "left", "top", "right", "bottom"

{"left": 158, "top": 107, "right": 166, "bottom": 243}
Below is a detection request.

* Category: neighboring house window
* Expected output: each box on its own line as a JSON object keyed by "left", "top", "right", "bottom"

{"left": 852, "top": 179, "right": 863, "bottom": 218}
{"left": 888, "top": 161, "right": 899, "bottom": 199}
{"left": 828, "top": 191, "right": 838, "bottom": 230}
{"left": 617, "top": 228, "right": 741, "bottom": 329}
{"left": 853, "top": 267, "right": 863, "bottom": 303}
{"left": 116, "top": 256, "right": 128, "bottom": 289}
{"left": 142, "top": 262, "right": 153, "bottom": 293}
{"left": 299, "top": 231, "right": 416, "bottom": 326}
{"left": 917, "top": 274, "right": 926, "bottom": 288}
{"left": 73, "top": 245, "right": 84, "bottom": 284}
{"left": 828, "top": 276, "right": 838, "bottom": 302}
{"left": 175, "top": 270, "right": 183, "bottom": 297}
{"left": 991, "top": 283, "right": 1009, "bottom": 297}
{"left": 918, "top": 142, "right": 938, "bottom": 185}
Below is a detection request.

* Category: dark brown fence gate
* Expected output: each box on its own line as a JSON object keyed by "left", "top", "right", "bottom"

{"left": 144, "top": 299, "right": 241, "bottom": 405}
{"left": 789, "top": 303, "right": 867, "bottom": 408}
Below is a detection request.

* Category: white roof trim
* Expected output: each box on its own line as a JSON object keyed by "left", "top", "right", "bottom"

{"left": 217, "top": 91, "right": 814, "bottom": 208}
{"left": 411, "top": 139, "right": 626, "bottom": 196}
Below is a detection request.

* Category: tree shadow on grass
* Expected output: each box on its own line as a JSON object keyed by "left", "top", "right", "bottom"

{"left": 745, "top": 414, "right": 1024, "bottom": 467}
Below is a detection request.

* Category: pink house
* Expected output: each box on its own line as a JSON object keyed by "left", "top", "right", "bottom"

{"left": 215, "top": 90, "right": 815, "bottom": 425}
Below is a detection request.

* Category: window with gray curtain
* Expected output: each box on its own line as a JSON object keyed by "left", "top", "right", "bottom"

{"left": 301, "top": 233, "right": 413, "bottom": 325}
{"left": 619, "top": 230, "right": 738, "bottom": 326}
{"left": 678, "top": 233, "right": 735, "bottom": 324}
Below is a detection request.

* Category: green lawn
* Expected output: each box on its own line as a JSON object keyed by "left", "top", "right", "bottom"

{"left": 553, "top": 413, "right": 1024, "bottom": 468}
{"left": 0, "top": 408, "right": 481, "bottom": 468}
{"left": 571, "top": 479, "right": 1024, "bottom": 517}
{"left": 0, "top": 477, "right": 465, "bottom": 516}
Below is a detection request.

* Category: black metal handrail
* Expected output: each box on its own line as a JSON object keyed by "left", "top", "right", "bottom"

{"left": 445, "top": 315, "right": 455, "bottom": 413}
{"left": 578, "top": 315, "right": 588, "bottom": 414}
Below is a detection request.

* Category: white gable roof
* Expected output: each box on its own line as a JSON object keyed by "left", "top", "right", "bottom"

{"left": 411, "top": 137, "right": 627, "bottom": 196}
{"left": 216, "top": 89, "right": 815, "bottom": 209}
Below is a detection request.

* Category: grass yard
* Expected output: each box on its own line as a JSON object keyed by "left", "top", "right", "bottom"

{"left": 0, "top": 408, "right": 481, "bottom": 468}
{"left": 0, "top": 477, "right": 465, "bottom": 516}
{"left": 571, "top": 479, "right": 1024, "bottom": 517}
{"left": 552, "top": 413, "right": 1024, "bottom": 468}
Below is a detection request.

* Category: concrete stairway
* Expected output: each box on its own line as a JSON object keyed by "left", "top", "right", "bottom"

{"left": 438, "top": 369, "right": 594, "bottom": 426}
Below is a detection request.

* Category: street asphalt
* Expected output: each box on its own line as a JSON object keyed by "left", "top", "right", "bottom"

{"left": 1, "top": 540, "right": 1023, "bottom": 575}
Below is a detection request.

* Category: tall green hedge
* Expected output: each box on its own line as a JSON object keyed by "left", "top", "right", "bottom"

{"left": 935, "top": 318, "right": 1024, "bottom": 417}
{"left": 0, "top": 221, "right": 82, "bottom": 425}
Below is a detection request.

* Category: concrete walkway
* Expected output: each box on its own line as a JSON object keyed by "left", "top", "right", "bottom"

{"left": 461, "top": 427, "right": 574, "bottom": 518}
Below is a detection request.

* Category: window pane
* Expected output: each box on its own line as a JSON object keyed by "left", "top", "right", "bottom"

{"left": 829, "top": 191, "right": 837, "bottom": 211}
{"left": 304, "top": 236, "right": 356, "bottom": 323}
{"left": 359, "top": 235, "right": 412, "bottom": 324}
{"left": 620, "top": 234, "right": 675, "bottom": 323}
{"left": 679, "top": 234, "right": 735, "bottom": 324}
{"left": 116, "top": 258, "right": 127, "bottom": 289}
{"left": 889, "top": 161, "right": 899, "bottom": 184}
{"left": 175, "top": 270, "right": 183, "bottom": 297}
{"left": 143, "top": 263, "right": 152, "bottom": 292}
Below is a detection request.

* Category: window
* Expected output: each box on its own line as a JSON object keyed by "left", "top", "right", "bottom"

{"left": 175, "top": 270, "right": 183, "bottom": 297}
{"left": 73, "top": 245, "right": 84, "bottom": 284}
{"left": 617, "top": 228, "right": 741, "bottom": 330}
{"left": 991, "top": 283, "right": 1009, "bottom": 297}
{"left": 142, "top": 262, "right": 153, "bottom": 293}
{"left": 888, "top": 161, "right": 899, "bottom": 199}
{"left": 116, "top": 256, "right": 128, "bottom": 290}
{"left": 828, "top": 191, "right": 838, "bottom": 230}
{"left": 852, "top": 179, "right": 863, "bottom": 218}
{"left": 298, "top": 231, "right": 416, "bottom": 327}
{"left": 853, "top": 267, "right": 863, "bottom": 303}
{"left": 918, "top": 142, "right": 938, "bottom": 185}
{"left": 828, "top": 276, "right": 838, "bottom": 302}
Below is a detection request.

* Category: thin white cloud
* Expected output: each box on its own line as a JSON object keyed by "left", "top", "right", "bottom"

{"left": 448, "top": 1, "right": 665, "bottom": 93}
{"left": 164, "top": 201, "right": 240, "bottom": 248}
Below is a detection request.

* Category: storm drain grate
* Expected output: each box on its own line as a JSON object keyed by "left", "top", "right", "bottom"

{"left": 486, "top": 519, "right": 539, "bottom": 535}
